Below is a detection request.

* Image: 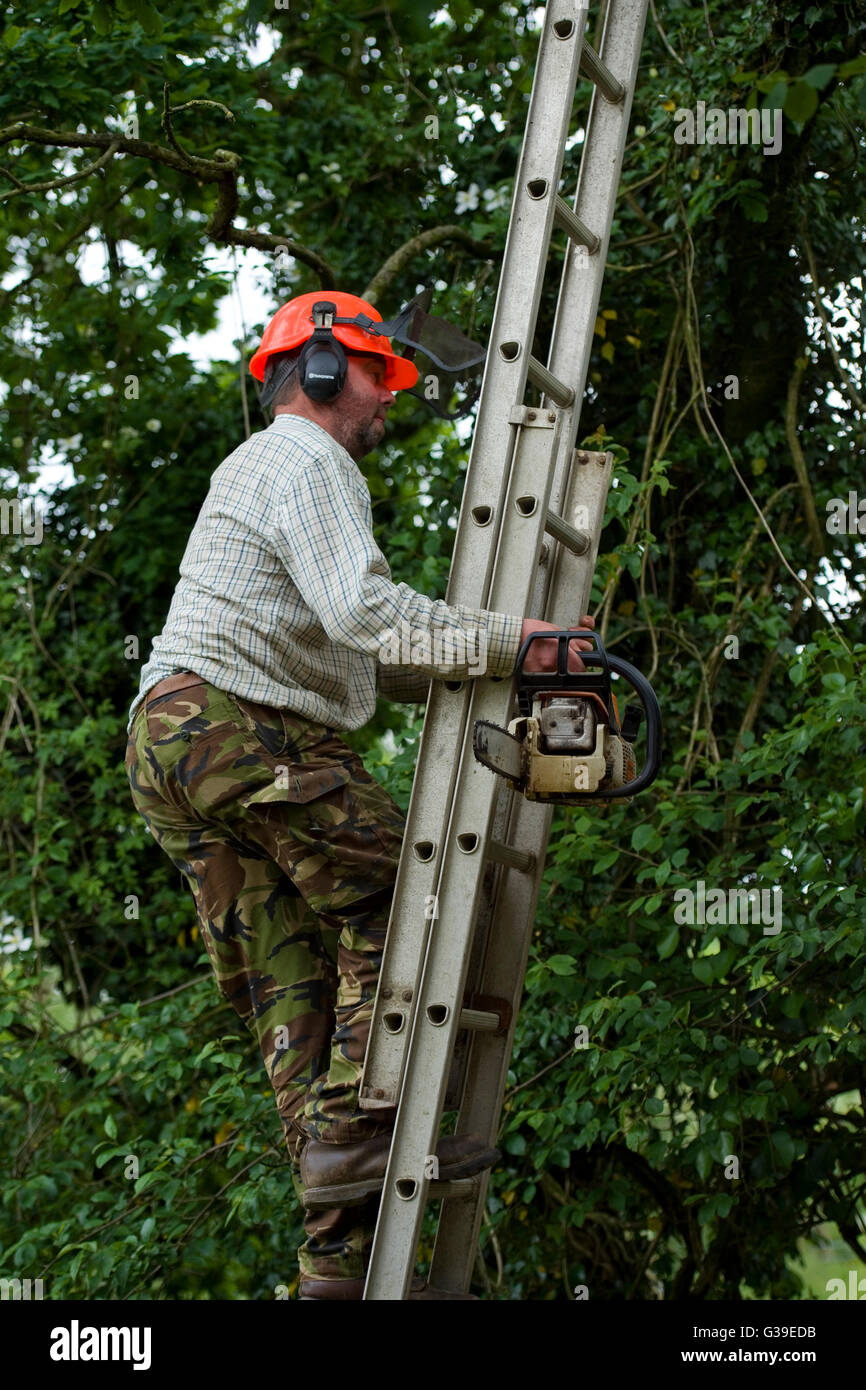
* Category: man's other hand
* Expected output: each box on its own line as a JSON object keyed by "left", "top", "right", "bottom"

{"left": 519, "top": 615, "right": 596, "bottom": 673}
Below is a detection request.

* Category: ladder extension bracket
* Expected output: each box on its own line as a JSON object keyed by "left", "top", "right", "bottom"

{"left": 509, "top": 405, "right": 558, "bottom": 427}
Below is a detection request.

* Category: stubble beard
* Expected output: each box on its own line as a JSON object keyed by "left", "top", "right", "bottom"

{"left": 337, "top": 392, "right": 385, "bottom": 461}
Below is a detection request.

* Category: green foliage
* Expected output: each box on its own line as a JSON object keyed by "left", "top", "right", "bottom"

{"left": 1, "top": 0, "right": 863, "bottom": 1300}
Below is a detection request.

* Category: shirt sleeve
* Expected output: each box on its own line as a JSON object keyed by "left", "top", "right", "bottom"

{"left": 376, "top": 665, "right": 431, "bottom": 704}
{"left": 272, "top": 451, "right": 524, "bottom": 681}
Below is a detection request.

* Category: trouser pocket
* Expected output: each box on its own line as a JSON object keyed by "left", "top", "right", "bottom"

{"left": 227, "top": 693, "right": 299, "bottom": 758}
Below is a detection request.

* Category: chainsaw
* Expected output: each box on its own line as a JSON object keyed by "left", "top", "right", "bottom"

{"left": 473, "top": 629, "right": 661, "bottom": 804}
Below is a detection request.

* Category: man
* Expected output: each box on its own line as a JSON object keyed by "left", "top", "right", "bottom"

{"left": 125, "top": 289, "right": 595, "bottom": 1299}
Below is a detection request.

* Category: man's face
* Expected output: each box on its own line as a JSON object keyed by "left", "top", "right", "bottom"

{"left": 332, "top": 355, "right": 396, "bottom": 460}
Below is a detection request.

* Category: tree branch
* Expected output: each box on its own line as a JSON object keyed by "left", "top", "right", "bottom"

{"left": 362, "top": 224, "right": 493, "bottom": 304}
{"left": 0, "top": 137, "right": 120, "bottom": 203}
{"left": 785, "top": 356, "right": 825, "bottom": 559}
{"left": 0, "top": 122, "right": 337, "bottom": 284}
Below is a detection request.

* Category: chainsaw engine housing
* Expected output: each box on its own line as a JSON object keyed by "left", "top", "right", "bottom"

{"left": 472, "top": 630, "right": 659, "bottom": 804}
{"left": 508, "top": 692, "right": 636, "bottom": 803}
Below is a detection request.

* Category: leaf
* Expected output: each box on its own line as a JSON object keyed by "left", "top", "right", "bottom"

{"left": 738, "top": 191, "right": 769, "bottom": 222}
{"left": 2, "top": 24, "right": 21, "bottom": 46}
{"left": 595, "top": 849, "right": 620, "bottom": 873}
{"left": 91, "top": 1, "right": 112, "bottom": 33}
{"left": 784, "top": 81, "right": 819, "bottom": 123}
{"left": 801, "top": 64, "right": 836, "bottom": 90}
{"left": 820, "top": 671, "right": 847, "bottom": 692}
{"left": 547, "top": 954, "right": 577, "bottom": 976}
{"left": 692, "top": 958, "right": 715, "bottom": 985}
{"left": 657, "top": 925, "right": 679, "bottom": 960}
{"left": 94, "top": 1147, "right": 122, "bottom": 1169}
{"left": 771, "top": 1131, "right": 795, "bottom": 1166}
{"left": 631, "top": 823, "right": 660, "bottom": 852}
{"left": 134, "top": 1170, "right": 165, "bottom": 1195}
{"left": 131, "top": 0, "right": 163, "bottom": 36}
{"left": 789, "top": 661, "right": 807, "bottom": 686}
{"left": 762, "top": 80, "right": 788, "bottom": 110}
{"left": 58, "top": 0, "right": 82, "bottom": 13}
{"left": 695, "top": 1146, "right": 713, "bottom": 1180}
{"left": 104, "top": 1114, "right": 118, "bottom": 1140}
{"left": 644, "top": 1097, "right": 664, "bottom": 1115}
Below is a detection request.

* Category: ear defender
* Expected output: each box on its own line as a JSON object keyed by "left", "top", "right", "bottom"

{"left": 297, "top": 301, "right": 348, "bottom": 401}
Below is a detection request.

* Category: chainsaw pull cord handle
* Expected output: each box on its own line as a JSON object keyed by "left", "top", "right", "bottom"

{"left": 513, "top": 629, "right": 662, "bottom": 798}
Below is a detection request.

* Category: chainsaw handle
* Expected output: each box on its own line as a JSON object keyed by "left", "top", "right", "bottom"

{"left": 515, "top": 629, "right": 615, "bottom": 722}
{"left": 514, "top": 630, "right": 662, "bottom": 798}
{"left": 580, "top": 651, "right": 662, "bottom": 797}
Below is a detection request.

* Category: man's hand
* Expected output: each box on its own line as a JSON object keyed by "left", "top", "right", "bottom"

{"left": 520, "top": 615, "right": 596, "bottom": 673}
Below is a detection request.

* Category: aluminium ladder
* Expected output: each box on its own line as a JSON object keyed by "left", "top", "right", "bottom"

{"left": 360, "top": 0, "right": 650, "bottom": 1298}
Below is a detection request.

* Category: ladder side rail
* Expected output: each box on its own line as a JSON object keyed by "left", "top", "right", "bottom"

{"left": 359, "top": 0, "right": 589, "bottom": 1111}
{"left": 544, "top": 0, "right": 650, "bottom": 484}
{"left": 429, "top": 450, "right": 613, "bottom": 1289}
{"left": 429, "top": 0, "right": 651, "bottom": 1289}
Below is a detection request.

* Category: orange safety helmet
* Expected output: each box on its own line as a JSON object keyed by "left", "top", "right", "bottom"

{"left": 249, "top": 290, "right": 419, "bottom": 391}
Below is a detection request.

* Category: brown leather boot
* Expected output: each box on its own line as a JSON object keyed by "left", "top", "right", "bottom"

{"left": 299, "top": 1131, "right": 500, "bottom": 1210}
{"left": 300, "top": 1275, "right": 479, "bottom": 1300}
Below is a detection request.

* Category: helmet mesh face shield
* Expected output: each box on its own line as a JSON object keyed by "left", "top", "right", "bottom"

{"left": 374, "top": 290, "right": 486, "bottom": 420}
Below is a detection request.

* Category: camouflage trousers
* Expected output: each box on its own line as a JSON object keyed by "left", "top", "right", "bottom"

{"left": 124, "top": 673, "right": 406, "bottom": 1285}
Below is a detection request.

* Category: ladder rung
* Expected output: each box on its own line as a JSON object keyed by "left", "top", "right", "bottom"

{"left": 458, "top": 1007, "right": 501, "bottom": 1032}
{"left": 553, "top": 195, "right": 600, "bottom": 253}
{"left": 527, "top": 355, "right": 574, "bottom": 407}
{"left": 579, "top": 40, "right": 626, "bottom": 103}
{"left": 486, "top": 838, "right": 536, "bottom": 873}
{"left": 428, "top": 1178, "right": 480, "bottom": 1200}
{"left": 544, "top": 509, "right": 591, "bottom": 555}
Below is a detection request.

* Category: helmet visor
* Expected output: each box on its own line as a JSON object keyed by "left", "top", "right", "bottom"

{"left": 337, "top": 290, "right": 486, "bottom": 420}
{"left": 370, "top": 290, "right": 486, "bottom": 420}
